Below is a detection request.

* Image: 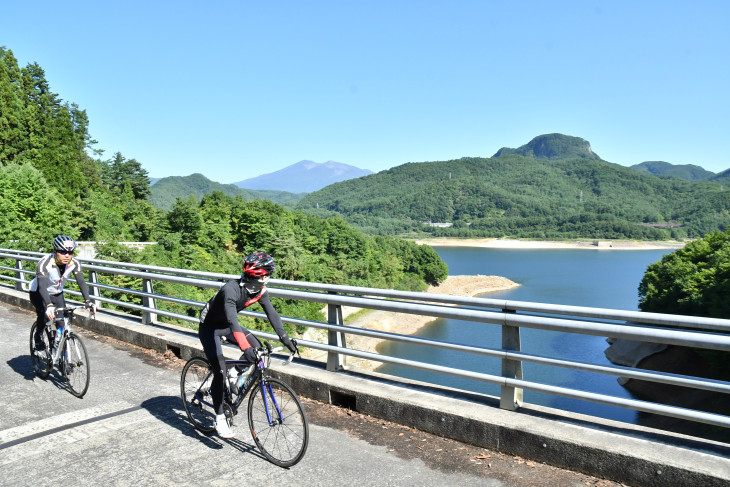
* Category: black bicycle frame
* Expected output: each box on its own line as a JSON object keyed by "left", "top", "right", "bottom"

{"left": 194, "top": 357, "right": 285, "bottom": 426}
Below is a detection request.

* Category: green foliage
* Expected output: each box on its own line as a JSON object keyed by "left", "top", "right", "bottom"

{"left": 149, "top": 173, "right": 304, "bottom": 211}
{"left": 99, "top": 152, "right": 151, "bottom": 200}
{"left": 167, "top": 195, "right": 204, "bottom": 245}
{"left": 0, "top": 48, "right": 26, "bottom": 165}
{"left": 87, "top": 190, "right": 444, "bottom": 329}
{"left": 639, "top": 230, "right": 730, "bottom": 318}
{"left": 297, "top": 154, "right": 730, "bottom": 240}
{"left": 630, "top": 161, "right": 715, "bottom": 181}
{"left": 0, "top": 162, "right": 70, "bottom": 249}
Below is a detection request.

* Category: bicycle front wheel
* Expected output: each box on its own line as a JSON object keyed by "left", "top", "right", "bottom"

{"left": 64, "top": 333, "right": 90, "bottom": 397}
{"left": 180, "top": 357, "right": 216, "bottom": 433}
{"left": 248, "top": 377, "right": 309, "bottom": 467}
{"left": 29, "top": 321, "right": 52, "bottom": 379}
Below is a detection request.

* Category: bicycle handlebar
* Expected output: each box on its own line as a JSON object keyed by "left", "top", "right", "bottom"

{"left": 259, "top": 339, "right": 299, "bottom": 365}
{"left": 48, "top": 305, "right": 94, "bottom": 325}
{"left": 53, "top": 305, "right": 87, "bottom": 314}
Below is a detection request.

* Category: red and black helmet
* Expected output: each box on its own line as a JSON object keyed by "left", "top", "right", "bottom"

{"left": 242, "top": 252, "right": 275, "bottom": 278}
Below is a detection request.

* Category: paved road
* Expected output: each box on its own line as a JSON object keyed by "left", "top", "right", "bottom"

{"left": 0, "top": 302, "right": 618, "bottom": 487}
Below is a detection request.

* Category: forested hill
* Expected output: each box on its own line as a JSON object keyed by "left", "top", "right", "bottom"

{"left": 149, "top": 173, "right": 304, "bottom": 210}
{"left": 296, "top": 146, "right": 730, "bottom": 240}
{"left": 630, "top": 161, "right": 716, "bottom": 181}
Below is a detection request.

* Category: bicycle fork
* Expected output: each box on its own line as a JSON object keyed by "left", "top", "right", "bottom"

{"left": 260, "top": 381, "right": 284, "bottom": 426}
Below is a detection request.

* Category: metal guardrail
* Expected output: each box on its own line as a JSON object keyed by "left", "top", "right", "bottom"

{"left": 3, "top": 247, "right": 730, "bottom": 431}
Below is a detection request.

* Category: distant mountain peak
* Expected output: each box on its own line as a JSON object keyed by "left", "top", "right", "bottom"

{"left": 234, "top": 160, "right": 373, "bottom": 193}
{"left": 493, "top": 133, "right": 602, "bottom": 161}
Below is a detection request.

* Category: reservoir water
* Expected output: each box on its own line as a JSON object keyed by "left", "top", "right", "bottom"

{"left": 377, "top": 246, "right": 675, "bottom": 424}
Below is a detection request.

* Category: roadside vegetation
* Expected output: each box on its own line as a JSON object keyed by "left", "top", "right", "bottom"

{"left": 0, "top": 46, "right": 447, "bottom": 336}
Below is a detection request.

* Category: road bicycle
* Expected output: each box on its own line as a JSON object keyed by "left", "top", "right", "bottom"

{"left": 30, "top": 305, "right": 91, "bottom": 398}
{"left": 180, "top": 340, "right": 309, "bottom": 467}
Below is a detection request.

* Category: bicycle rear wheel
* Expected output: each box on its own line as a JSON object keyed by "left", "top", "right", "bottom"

{"left": 29, "top": 321, "right": 52, "bottom": 379}
{"left": 180, "top": 357, "right": 216, "bottom": 433}
{"left": 248, "top": 377, "right": 309, "bottom": 467}
{"left": 64, "top": 333, "right": 90, "bottom": 397}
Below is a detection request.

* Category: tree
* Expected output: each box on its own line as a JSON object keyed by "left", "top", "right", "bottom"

{"left": 198, "top": 191, "right": 234, "bottom": 251}
{"left": 0, "top": 163, "right": 70, "bottom": 249}
{"left": 100, "top": 152, "right": 151, "bottom": 200}
{"left": 14, "top": 62, "right": 86, "bottom": 200}
{"left": 167, "top": 196, "right": 203, "bottom": 245}
{"left": 0, "top": 48, "right": 26, "bottom": 164}
{"left": 639, "top": 230, "right": 730, "bottom": 318}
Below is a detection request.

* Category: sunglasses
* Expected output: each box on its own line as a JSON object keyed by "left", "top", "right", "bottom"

{"left": 56, "top": 250, "right": 74, "bottom": 255}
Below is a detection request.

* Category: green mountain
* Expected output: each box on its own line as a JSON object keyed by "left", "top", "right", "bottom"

{"left": 296, "top": 136, "right": 730, "bottom": 240}
{"left": 711, "top": 169, "right": 730, "bottom": 185}
{"left": 630, "top": 161, "right": 715, "bottom": 181}
{"left": 149, "top": 173, "right": 304, "bottom": 211}
{"left": 493, "top": 133, "right": 601, "bottom": 160}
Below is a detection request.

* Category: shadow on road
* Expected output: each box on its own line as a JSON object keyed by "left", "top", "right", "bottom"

{"left": 7, "top": 354, "right": 85, "bottom": 398}
{"left": 7, "top": 354, "right": 37, "bottom": 381}
{"left": 139, "top": 395, "right": 265, "bottom": 461}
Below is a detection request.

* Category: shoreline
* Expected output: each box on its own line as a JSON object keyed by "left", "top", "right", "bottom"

{"left": 413, "top": 237, "right": 686, "bottom": 250}
{"left": 301, "top": 275, "right": 519, "bottom": 371}
{"left": 299, "top": 239, "right": 685, "bottom": 369}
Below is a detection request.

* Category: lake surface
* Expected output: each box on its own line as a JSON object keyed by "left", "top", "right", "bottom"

{"left": 377, "top": 246, "right": 675, "bottom": 423}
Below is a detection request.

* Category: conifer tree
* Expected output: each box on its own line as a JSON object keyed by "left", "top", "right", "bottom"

{"left": 0, "top": 48, "right": 26, "bottom": 164}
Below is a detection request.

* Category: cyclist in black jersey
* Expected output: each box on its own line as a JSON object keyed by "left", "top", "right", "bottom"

{"left": 29, "top": 235, "right": 95, "bottom": 351}
{"left": 198, "top": 251, "right": 296, "bottom": 438}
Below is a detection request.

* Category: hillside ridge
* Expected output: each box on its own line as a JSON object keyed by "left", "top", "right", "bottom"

{"left": 493, "top": 133, "right": 601, "bottom": 161}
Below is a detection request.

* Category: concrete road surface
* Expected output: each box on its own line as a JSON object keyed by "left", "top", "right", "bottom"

{"left": 0, "top": 301, "right": 620, "bottom": 487}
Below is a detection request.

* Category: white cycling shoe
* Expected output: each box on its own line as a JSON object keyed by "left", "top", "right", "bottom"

{"left": 215, "top": 415, "right": 234, "bottom": 439}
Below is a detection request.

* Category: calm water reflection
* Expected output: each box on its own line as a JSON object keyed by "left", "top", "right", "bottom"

{"left": 377, "top": 247, "right": 674, "bottom": 423}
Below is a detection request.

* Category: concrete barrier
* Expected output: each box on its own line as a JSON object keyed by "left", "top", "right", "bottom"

{"left": 2, "top": 284, "right": 728, "bottom": 486}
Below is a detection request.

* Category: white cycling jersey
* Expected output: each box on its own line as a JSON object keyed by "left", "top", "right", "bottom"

{"left": 29, "top": 253, "right": 88, "bottom": 303}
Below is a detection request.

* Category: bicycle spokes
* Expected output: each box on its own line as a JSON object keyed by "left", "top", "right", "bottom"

{"left": 248, "top": 377, "right": 309, "bottom": 467}
{"left": 180, "top": 357, "right": 217, "bottom": 434}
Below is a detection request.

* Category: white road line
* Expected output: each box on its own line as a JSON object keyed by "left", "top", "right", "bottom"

{"left": 0, "top": 401, "right": 163, "bottom": 465}
{"left": 0, "top": 401, "right": 135, "bottom": 444}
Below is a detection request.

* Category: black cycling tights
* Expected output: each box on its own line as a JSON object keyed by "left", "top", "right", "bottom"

{"left": 30, "top": 291, "right": 65, "bottom": 339}
{"left": 198, "top": 326, "right": 260, "bottom": 415}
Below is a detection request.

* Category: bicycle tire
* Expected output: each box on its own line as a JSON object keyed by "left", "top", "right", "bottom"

{"left": 180, "top": 357, "right": 216, "bottom": 433}
{"left": 64, "top": 333, "right": 90, "bottom": 397}
{"left": 248, "top": 377, "right": 309, "bottom": 467}
{"left": 29, "top": 321, "right": 52, "bottom": 379}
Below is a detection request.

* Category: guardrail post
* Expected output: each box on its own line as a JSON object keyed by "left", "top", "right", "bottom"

{"left": 500, "top": 310, "right": 523, "bottom": 410}
{"left": 14, "top": 258, "right": 26, "bottom": 291}
{"left": 88, "top": 270, "right": 102, "bottom": 309}
{"left": 326, "top": 291, "right": 346, "bottom": 371}
{"left": 142, "top": 275, "right": 157, "bottom": 325}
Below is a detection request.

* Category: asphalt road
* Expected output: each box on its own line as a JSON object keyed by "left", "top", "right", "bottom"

{"left": 0, "top": 301, "right": 621, "bottom": 487}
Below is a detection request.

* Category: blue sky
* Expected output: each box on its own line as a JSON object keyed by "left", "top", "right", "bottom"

{"left": 4, "top": 1, "right": 729, "bottom": 182}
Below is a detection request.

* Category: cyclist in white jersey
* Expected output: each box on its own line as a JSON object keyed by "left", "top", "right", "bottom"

{"left": 29, "top": 235, "right": 95, "bottom": 351}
